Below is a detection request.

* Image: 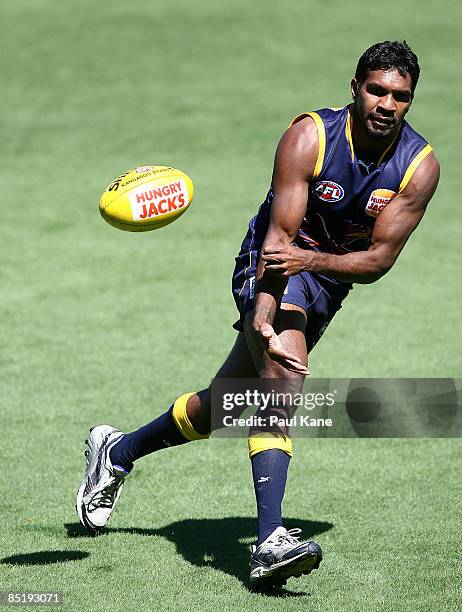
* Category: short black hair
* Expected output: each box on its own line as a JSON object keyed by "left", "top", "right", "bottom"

{"left": 355, "top": 41, "right": 420, "bottom": 93}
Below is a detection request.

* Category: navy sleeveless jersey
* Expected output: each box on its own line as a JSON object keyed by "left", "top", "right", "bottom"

{"left": 250, "top": 105, "right": 432, "bottom": 254}
{"left": 231, "top": 105, "right": 433, "bottom": 345}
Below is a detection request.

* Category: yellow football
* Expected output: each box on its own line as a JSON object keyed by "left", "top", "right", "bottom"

{"left": 99, "top": 165, "right": 194, "bottom": 232}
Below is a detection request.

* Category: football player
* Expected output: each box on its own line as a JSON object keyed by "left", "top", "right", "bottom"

{"left": 77, "top": 41, "right": 439, "bottom": 589}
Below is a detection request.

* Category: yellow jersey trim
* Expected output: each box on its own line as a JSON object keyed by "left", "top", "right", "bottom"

{"left": 377, "top": 129, "right": 401, "bottom": 166}
{"left": 289, "top": 112, "right": 308, "bottom": 127}
{"left": 399, "top": 144, "right": 433, "bottom": 193}
{"left": 345, "top": 112, "right": 355, "bottom": 162}
{"left": 306, "top": 112, "right": 326, "bottom": 178}
{"left": 248, "top": 433, "right": 293, "bottom": 458}
{"left": 347, "top": 112, "right": 425, "bottom": 174}
{"left": 289, "top": 111, "right": 326, "bottom": 179}
{"left": 172, "top": 392, "right": 210, "bottom": 441}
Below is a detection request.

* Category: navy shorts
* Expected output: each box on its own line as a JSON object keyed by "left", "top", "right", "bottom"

{"left": 232, "top": 226, "right": 352, "bottom": 351}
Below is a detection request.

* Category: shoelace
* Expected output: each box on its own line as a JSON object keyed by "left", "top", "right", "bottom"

{"left": 89, "top": 477, "right": 123, "bottom": 509}
{"left": 276, "top": 528, "right": 302, "bottom": 546}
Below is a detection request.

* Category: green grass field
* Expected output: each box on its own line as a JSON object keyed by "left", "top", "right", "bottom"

{"left": 1, "top": 0, "right": 461, "bottom": 610}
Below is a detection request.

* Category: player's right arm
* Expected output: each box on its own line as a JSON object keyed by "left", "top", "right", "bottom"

{"left": 252, "top": 117, "right": 318, "bottom": 369}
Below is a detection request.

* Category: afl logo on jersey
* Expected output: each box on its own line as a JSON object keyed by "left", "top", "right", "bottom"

{"left": 365, "top": 189, "right": 397, "bottom": 218}
{"left": 314, "top": 181, "right": 345, "bottom": 203}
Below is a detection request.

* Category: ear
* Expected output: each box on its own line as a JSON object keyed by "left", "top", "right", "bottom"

{"left": 351, "top": 78, "right": 358, "bottom": 100}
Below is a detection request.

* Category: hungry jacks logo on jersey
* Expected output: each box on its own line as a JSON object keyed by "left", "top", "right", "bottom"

{"left": 365, "top": 189, "right": 397, "bottom": 218}
{"left": 314, "top": 181, "right": 344, "bottom": 203}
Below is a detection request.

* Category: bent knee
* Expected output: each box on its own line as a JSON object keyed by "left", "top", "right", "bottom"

{"left": 185, "top": 389, "right": 211, "bottom": 435}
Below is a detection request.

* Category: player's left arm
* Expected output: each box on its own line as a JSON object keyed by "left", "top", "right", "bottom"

{"left": 262, "top": 152, "right": 440, "bottom": 283}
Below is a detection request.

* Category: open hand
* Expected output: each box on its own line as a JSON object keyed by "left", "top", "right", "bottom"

{"left": 259, "top": 323, "right": 309, "bottom": 375}
{"left": 261, "top": 245, "right": 310, "bottom": 276}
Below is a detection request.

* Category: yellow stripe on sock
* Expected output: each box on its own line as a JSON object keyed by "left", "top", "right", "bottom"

{"left": 172, "top": 392, "right": 211, "bottom": 441}
{"left": 248, "top": 433, "right": 293, "bottom": 458}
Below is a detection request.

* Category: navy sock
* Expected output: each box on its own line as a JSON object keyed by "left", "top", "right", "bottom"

{"left": 109, "top": 407, "right": 188, "bottom": 472}
{"left": 251, "top": 449, "right": 290, "bottom": 545}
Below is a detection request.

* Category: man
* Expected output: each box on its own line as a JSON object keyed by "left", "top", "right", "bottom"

{"left": 76, "top": 41, "right": 439, "bottom": 589}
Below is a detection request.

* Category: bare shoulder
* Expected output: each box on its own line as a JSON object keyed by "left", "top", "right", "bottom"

{"left": 400, "top": 150, "right": 440, "bottom": 210}
{"left": 274, "top": 116, "right": 319, "bottom": 181}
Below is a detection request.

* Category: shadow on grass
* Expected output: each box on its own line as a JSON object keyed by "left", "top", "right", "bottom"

{"left": 65, "top": 517, "right": 332, "bottom": 595}
{"left": 1, "top": 550, "right": 89, "bottom": 565}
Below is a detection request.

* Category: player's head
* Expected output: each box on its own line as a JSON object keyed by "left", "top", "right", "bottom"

{"left": 351, "top": 41, "right": 420, "bottom": 140}
{"left": 355, "top": 41, "right": 420, "bottom": 93}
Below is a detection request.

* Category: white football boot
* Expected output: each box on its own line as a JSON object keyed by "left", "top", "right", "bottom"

{"left": 250, "top": 526, "right": 322, "bottom": 588}
{"left": 76, "top": 425, "right": 128, "bottom": 533}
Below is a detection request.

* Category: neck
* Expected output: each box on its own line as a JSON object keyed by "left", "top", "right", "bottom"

{"left": 349, "top": 106, "right": 400, "bottom": 158}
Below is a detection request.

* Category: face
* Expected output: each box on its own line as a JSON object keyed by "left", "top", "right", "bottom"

{"left": 351, "top": 69, "right": 413, "bottom": 139}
